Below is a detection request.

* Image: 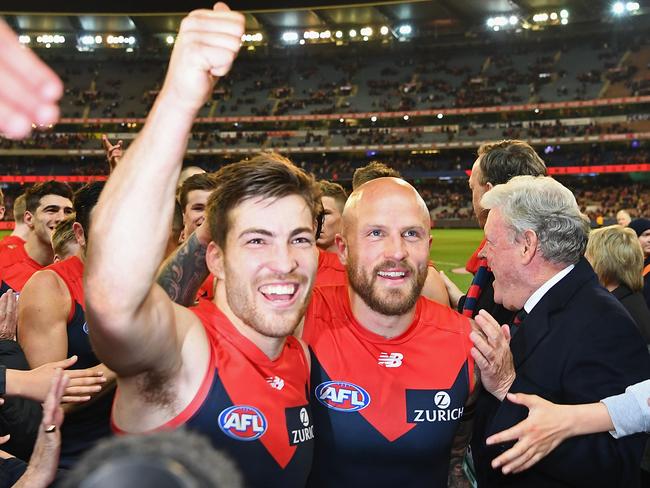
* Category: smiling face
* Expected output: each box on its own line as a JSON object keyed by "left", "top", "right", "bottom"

{"left": 183, "top": 189, "right": 212, "bottom": 239}
{"left": 27, "top": 194, "right": 74, "bottom": 246}
{"left": 215, "top": 194, "right": 318, "bottom": 338}
{"left": 340, "top": 178, "right": 430, "bottom": 316}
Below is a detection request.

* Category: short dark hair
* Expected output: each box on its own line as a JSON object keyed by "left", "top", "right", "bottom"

{"left": 13, "top": 194, "right": 26, "bottom": 223}
{"left": 73, "top": 182, "right": 105, "bottom": 233}
{"left": 179, "top": 173, "right": 219, "bottom": 211}
{"left": 172, "top": 200, "right": 184, "bottom": 236}
{"left": 352, "top": 161, "right": 402, "bottom": 190}
{"left": 61, "top": 430, "right": 243, "bottom": 488}
{"left": 477, "top": 140, "right": 547, "bottom": 186}
{"left": 318, "top": 180, "right": 348, "bottom": 211}
{"left": 207, "top": 153, "right": 321, "bottom": 249}
{"left": 25, "top": 181, "right": 73, "bottom": 213}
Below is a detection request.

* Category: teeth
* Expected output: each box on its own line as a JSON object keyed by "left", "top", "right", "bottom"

{"left": 378, "top": 271, "right": 406, "bottom": 278}
{"left": 260, "top": 284, "right": 296, "bottom": 295}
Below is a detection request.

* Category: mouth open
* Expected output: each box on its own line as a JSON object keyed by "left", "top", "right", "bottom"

{"left": 376, "top": 269, "right": 410, "bottom": 283}
{"left": 258, "top": 283, "right": 299, "bottom": 306}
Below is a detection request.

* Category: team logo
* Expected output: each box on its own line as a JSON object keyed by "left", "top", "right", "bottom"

{"left": 434, "top": 391, "right": 451, "bottom": 409}
{"left": 82, "top": 322, "right": 89, "bottom": 335}
{"left": 299, "top": 407, "right": 310, "bottom": 426}
{"left": 378, "top": 352, "right": 404, "bottom": 368}
{"left": 315, "top": 381, "right": 371, "bottom": 412}
{"left": 286, "top": 405, "right": 315, "bottom": 445}
{"left": 266, "top": 376, "right": 285, "bottom": 390}
{"left": 218, "top": 405, "right": 267, "bottom": 441}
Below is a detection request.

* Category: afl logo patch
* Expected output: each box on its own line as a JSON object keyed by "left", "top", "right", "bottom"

{"left": 82, "top": 322, "right": 89, "bottom": 335}
{"left": 315, "top": 381, "right": 371, "bottom": 412}
{"left": 218, "top": 405, "right": 267, "bottom": 441}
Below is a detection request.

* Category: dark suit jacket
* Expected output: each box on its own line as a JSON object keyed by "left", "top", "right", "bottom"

{"left": 612, "top": 285, "right": 650, "bottom": 345}
{"left": 471, "top": 258, "right": 650, "bottom": 487}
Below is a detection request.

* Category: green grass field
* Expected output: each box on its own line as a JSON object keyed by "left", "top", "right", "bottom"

{"left": 430, "top": 228, "right": 484, "bottom": 291}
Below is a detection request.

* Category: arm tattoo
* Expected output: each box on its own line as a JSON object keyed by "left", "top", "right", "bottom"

{"left": 157, "top": 233, "right": 209, "bottom": 307}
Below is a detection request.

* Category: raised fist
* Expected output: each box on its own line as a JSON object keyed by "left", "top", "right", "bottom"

{"left": 160, "top": 3, "right": 245, "bottom": 116}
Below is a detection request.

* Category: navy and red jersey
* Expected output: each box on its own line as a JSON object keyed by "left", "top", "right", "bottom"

{"left": 0, "top": 242, "right": 42, "bottom": 293}
{"left": 114, "top": 299, "right": 314, "bottom": 488}
{"left": 0, "top": 235, "right": 25, "bottom": 251}
{"left": 303, "top": 285, "right": 474, "bottom": 487}
{"left": 314, "top": 249, "right": 346, "bottom": 288}
{"left": 46, "top": 256, "right": 114, "bottom": 468}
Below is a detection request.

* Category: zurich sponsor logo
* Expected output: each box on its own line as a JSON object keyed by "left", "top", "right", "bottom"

{"left": 82, "top": 322, "right": 89, "bottom": 335}
{"left": 315, "top": 381, "right": 370, "bottom": 412}
{"left": 218, "top": 405, "right": 267, "bottom": 441}
{"left": 434, "top": 391, "right": 451, "bottom": 409}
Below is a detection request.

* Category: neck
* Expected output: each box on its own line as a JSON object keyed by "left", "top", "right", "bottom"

{"left": 325, "top": 243, "right": 338, "bottom": 253}
{"left": 348, "top": 288, "right": 416, "bottom": 339}
{"left": 215, "top": 281, "right": 286, "bottom": 360}
{"left": 24, "top": 234, "right": 54, "bottom": 266}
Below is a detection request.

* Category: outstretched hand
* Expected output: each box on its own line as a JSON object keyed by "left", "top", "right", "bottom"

{"left": 0, "top": 20, "right": 63, "bottom": 139}
{"left": 101, "top": 135, "right": 123, "bottom": 172}
{"left": 486, "top": 392, "right": 573, "bottom": 474}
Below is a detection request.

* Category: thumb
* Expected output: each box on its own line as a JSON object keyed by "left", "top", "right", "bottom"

{"left": 506, "top": 392, "right": 536, "bottom": 408}
{"left": 213, "top": 2, "right": 231, "bottom": 11}
{"left": 58, "top": 355, "right": 78, "bottom": 369}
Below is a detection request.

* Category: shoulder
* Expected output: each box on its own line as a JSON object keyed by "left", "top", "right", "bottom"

{"left": 418, "top": 296, "right": 470, "bottom": 335}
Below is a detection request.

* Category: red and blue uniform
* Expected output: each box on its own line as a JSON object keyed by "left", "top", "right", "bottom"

{"left": 114, "top": 299, "right": 314, "bottom": 488}
{"left": 315, "top": 249, "right": 346, "bottom": 288}
{"left": 46, "top": 256, "right": 114, "bottom": 468}
{"left": 0, "top": 242, "right": 41, "bottom": 293}
{"left": 303, "top": 285, "right": 474, "bottom": 487}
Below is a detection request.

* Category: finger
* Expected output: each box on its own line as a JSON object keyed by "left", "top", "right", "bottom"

{"left": 55, "top": 355, "right": 79, "bottom": 370}
{"left": 0, "top": 397, "right": 4, "bottom": 406}
{"left": 181, "top": 12, "right": 245, "bottom": 39}
{"left": 66, "top": 373, "right": 106, "bottom": 384}
{"left": 63, "top": 385, "right": 103, "bottom": 395}
{"left": 180, "top": 31, "right": 243, "bottom": 56}
{"left": 505, "top": 392, "right": 539, "bottom": 408}
{"left": 502, "top": 447, "right": 535, "bottom": 474}
{"left": 470, "top": 330, "right": 495, "bottom": 361}
{"left": 486, "top": 423, "right": 525, "bottom": 445}
{"left": 42, "top": 369, "right": 63, "bottom": 426}
{"left": 513, "top": 452, "right": 544, "bottom": 473}
{"left": 0, "top": 96, "right": 33, "bottom": 139}
{"left": 0, "top": 21, "right": 63, "bottom": 102}
{"left": 471, "top": 346, "right": 491, "bottom": 372}
{"left": 475, "top": 310, "right": 503, "bottom": 341}
{"left": 213, "top": 2, "right": 231, "bottom": 12}
{"left": 0, "top": 434, "right": 9, "bottom": 445}
{"left": 101, "top": 134, "right": 112, "bottom": 151}
{"left": 61, "top": 395, "right": 91, "bottom": 403}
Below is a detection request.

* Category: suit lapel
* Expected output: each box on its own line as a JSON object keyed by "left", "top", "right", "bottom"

{"left": 511, "top": 258, "right": 597, "bottom": 367}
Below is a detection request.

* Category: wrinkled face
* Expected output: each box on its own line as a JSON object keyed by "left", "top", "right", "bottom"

{"left": 616, "top": 212, "right": 631, "bottom": 227}
{"left": 222, "top": 194, "right": 318, "bottom": 338}
{"left": 183, "top": 189, "right": 213, "bottom": 239}
{"left": 480, "top": 208, "right": 525, "bottom": 311}
{"left": 317, "top": 196, "right": 343, "bottom": 250}
{"left": 29, "top": 195, "right": 74, "bottom": 246}
{"left": 638, "top": 229, "right": 650, "bottom": 258}
{"left": 344, "top": 192, "right": 430, "bottom": 316}
{"left": 469, "top": 158, "right": 490, "bottom": 228}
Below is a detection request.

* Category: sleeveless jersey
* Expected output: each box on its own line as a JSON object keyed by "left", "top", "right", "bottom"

{"left": 46, "top": 256, "right": 114, "bottom": 468}
{"left": 303, "top": 285, "right": 474, "bottom": 487}
{"left": 197, "top": 273, "right": 216, "bottom": 301}
{"left": 0, "top": 235, "right": 25, "bottom": 251}
{"left": 114, "top": 299, "right": 314, "bottom": 488}
{"left": 0, "top": 243, "right": 42, "bottom": 293}
{"left": 315, "top": 249, "right": 346, "bottom": 288}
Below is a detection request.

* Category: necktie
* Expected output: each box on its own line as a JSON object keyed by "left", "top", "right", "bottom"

{"left": 509, "top": 309, "right": 527, "bottom": 338}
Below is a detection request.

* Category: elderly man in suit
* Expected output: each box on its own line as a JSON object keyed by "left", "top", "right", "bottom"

{"left": 470, "top": 175, "right": 650, "bottom": 487}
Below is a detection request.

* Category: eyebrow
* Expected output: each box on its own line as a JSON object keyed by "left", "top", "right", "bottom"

{"left": 42, "top": 205, "right": 73, "bottom": 212}
{"left": 238, "top": 227, "right": 314, "bottom": 239}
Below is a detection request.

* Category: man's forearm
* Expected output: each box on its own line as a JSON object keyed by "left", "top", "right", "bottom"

{"left": 157, "top": 232, "right": 209, "bottom": 306}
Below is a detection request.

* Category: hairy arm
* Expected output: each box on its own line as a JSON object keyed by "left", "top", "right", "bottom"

{"left": 84, "top": 5, "right": 245, "bottom": 377}
{"left": 423, "top": 265, "right": 451, "bottom": 307}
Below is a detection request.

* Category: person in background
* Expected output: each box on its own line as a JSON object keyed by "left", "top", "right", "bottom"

{"left": 617, "top": 210, "right": 632, "bottom": 227}
{"left": 316, "top": 180, "right": 347, "bottom": 254}
{"left": 585, "top": 225, "right": 650, "bottom": 345}
{"left": 629, "top": 218, "right": 650, "bottom": 309}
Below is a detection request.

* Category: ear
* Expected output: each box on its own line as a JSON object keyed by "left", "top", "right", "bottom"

{"left": 520, "top": 229, "right": 538, "bottom": 265}
{"left": 334, "top": 233, "right": 349, "bottom": 266}
{"left": 24, "top": 210, "right": 35, "bottom": 229}
{"left": 0, "top": 206, "right": 5, "bottom": 221}
{"left": 72, "top": 222, "right": 86, "bottom": 247}
{"left": 486, "top": 182, "right": 494, "bottom": 191}
{"left": 206, "top": 241, "right": 225, "bottom": 280}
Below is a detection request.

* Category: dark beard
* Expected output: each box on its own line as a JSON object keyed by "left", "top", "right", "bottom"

{"left": 346, "top": 257, "right": 427, "bottom": 316}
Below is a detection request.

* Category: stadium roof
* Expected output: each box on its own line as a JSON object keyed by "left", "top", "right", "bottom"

{"left": 0, "top": 0, "right": 640, "bottom": 37}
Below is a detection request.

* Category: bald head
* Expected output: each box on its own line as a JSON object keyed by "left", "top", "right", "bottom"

{"left": 342, "top": 177, "right": 430, "bottom": 235}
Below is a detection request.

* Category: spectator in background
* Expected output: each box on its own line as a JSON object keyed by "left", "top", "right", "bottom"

{"left": 316, "top": 180, "right": 347, "bottom": 253}
{"left": 586, "top": 225, "right": 650, "bottom": 345}
{"left": 352, "top": 161, "right": 402, "bottom": 190}
{"left": 629, "top": 218, "right": 650, "bottom": 309}
{"left": 617, "top": 210, "right": 632, "bottom": 227}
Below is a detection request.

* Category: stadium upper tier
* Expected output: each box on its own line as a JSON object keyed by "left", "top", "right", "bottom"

{"left": 40, "top": 33, "right": 648, "bottom": 120}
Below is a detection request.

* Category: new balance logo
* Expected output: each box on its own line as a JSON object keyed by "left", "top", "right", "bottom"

{"left": 266, "top": 376, "right": 285, "bottom": 390}
{"left": 378, "top": 352, "right": 404, "bottom": 368}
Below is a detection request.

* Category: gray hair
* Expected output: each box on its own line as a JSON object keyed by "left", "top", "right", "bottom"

{"left": 481, "top": 175, "right": 589, "bottom": 266}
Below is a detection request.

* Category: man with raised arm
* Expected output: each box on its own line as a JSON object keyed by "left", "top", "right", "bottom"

{"left": 84, "top": 5, "right": 317, "bottom": 487}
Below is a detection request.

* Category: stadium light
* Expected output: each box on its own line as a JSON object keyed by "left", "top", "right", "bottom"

{"left": 398, "top": 25, "right": 412, "bottom": 35}
{"left": 380, "top": 25, "right": 389, "bottom": 35}
{"left": 349, "top": 29, "right": 357, "bottom": 38}
{"left": 437, "top": 113, "right": 443, "bottom": 119}
{"left": 282, "top": 31, "right": 298, "bottom": 42}
{"left": 626, "top": 2, "right": 640, "bottom": 11}
{"left": 560, "top": 9, "right": 569, "bottom": 18}
{"left": 320, "top": 30, "right": 331, "bottom": 39}
{"left": 509, "top": 15, "right": 518, "bottom": 25}
{"left": 561, "top": 18, "right": 569, "bottom": 24}
{"left": 166, "top": 35, "right": 174, "bottom": 44}
{"left": 533, "top": 13, "right": 549, "bottom": 22}
{"left": 612, "top": 2, "right": 625, "bottom": 14}
{"left": 403, "top": 115, "right": 409, "bottom": 121}
{"left": 370, "top": 115, "right": 377, "bottom": 122}
{"left": 299, "top": 39, "right": 305, "bottom": 45}
{"left": 335, "top": 30, "right": 343, "bottom": 38}
{"left": 18, "top": 35, "right": 30, "bottom": 44}
{"left": 550, "top": 12, "right": 558, "bottom": 20}
{"left": 360, "top": 27, "right": 373, "bottom": 37}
